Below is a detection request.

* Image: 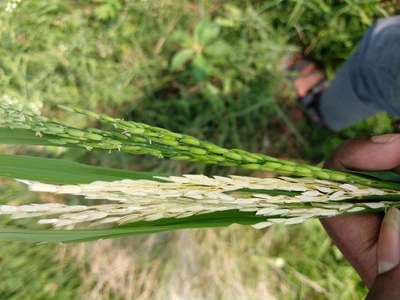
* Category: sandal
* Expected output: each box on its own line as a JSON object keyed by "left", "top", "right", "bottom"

{"left": 286, "top": 54, "right": 328, "bottom": 126}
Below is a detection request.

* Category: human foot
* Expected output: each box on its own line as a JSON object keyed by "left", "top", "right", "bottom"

{"left": 287, "top": 54, "right": 327, "bottom": 125}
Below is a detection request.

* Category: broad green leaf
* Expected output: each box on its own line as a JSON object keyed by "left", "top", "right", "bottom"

{"left": 192, "top": 54, "right": 210, "bottom": 81}
{"left": 194, "top": 20, "right": 220, "bottom": 46}
{"left": 170, "top": 48, "right": 194, "bottom": 71}
{"left": 205, "top": 40, "right": 232, "bottom": 57}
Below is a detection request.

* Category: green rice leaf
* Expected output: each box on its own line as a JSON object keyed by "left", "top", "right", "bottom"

{"left": 0, "top": 211, "right": 265, "bottom": 243}
{"left": 0, "top": 154, "right": 161, "bottom": 184}
{"left": 349, "top": 170, "right": 400, "bottom": 184}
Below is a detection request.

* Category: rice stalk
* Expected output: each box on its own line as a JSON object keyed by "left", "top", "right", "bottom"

{"left": 0, "top": 102, "right": 396, "bottom": 190}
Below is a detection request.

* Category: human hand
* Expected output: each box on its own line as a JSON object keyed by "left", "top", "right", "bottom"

{"left": 321, "top": 134, "right": 400, "bottom": 299}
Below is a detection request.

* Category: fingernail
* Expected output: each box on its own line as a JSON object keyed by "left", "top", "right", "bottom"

{"left": 371, "top": 134, "right": 400, "bottom": 144}
{"left": 377, "top": 208, "right": 400, "bottom": 274}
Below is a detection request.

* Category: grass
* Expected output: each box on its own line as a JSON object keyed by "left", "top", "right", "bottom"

{"left": 0, "top": 181, "right": 82, "bottom": 299}
{"left": 0, "top": 0, "right": 399, "bottom": 299}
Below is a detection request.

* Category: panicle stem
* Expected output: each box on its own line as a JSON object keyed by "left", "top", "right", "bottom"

{"left": 0, "top": 103, "right": 398, "bottom": 191}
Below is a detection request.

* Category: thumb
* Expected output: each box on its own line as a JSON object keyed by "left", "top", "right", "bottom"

{"left": 377, "top": 208, "right": 400, "bottom": 275}
{"left": 366, "top": 208, "right": 400, "bottom": 300}
{"left": 325, "top": 134, "right": 400, "bottom": 171}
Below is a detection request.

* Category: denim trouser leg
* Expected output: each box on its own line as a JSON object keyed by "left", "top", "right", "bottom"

{"left": 319, "top": 15, "right": 400, "bottom": 131}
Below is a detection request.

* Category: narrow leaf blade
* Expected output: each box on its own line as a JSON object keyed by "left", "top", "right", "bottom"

{"left": 0, "top": 154, "right": 161, "bottom": 184}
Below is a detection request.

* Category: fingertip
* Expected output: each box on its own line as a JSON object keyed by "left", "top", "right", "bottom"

{"left": 371, "top": 134, "right": 400, "bottom": 144}
{"left": 325, "top": 135, "right": 400, "bottom": 171}
{"left": 377, "top": 208, "right": 400, "bottom": 275}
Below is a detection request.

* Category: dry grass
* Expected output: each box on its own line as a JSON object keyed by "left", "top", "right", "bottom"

{"left": 55, "top": 221, "right": 359, "bottom": 299}
{"left": 58, "top": 227, "right": 279, "bottom": 300}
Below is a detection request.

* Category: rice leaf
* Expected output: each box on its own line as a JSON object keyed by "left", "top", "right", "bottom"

{"left": 0, "top": 211, "right": 265, "bottom": 243}
{"left": 349, "top": 170, "right": 400, "bottom": 184}
{"left": 0, "top": 154, "right": 161, "bottom": 184}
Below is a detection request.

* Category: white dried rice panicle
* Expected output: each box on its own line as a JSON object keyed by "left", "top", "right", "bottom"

{"left": 2, "top": 174, "right": 396, "bottom": 229}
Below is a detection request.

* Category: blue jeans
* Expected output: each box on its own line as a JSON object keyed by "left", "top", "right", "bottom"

{"left": 320, "top": 16, "right": 400, "bottom": 131}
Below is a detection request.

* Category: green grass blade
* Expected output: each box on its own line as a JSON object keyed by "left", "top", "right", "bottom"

{"left": 348, "top": 170, "right": 400, "bottom": 184}
{"left": 0, "top": 154, "right": 161, "bottom": 184}
{"left": 0, "top": 211, "right": 265, "bottom": 243}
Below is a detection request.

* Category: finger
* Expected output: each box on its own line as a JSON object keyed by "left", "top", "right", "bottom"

{"left": 357, "top": 207, "right": 400, "bottom": 291}
{"left": 366, "top": 265, "right": 400, "bottom": 300}
{"left": 377, "top": 208, "right": 400, "bottom": 275}
{"left": 321, "top": 134, "right": 400, "bottom": 286}
{"left": 326, "top": 134, "right": 400, "bottom": 171}
{"left": 321, "top": 213, "right": 382, "bottom": 287}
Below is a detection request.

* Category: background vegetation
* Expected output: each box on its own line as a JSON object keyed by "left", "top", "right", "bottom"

{"left": 0, "top": 0, "right": 399, "bottom": 299}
